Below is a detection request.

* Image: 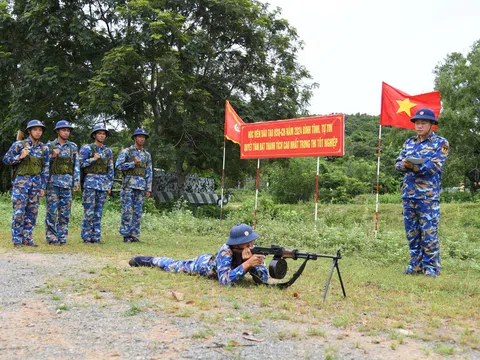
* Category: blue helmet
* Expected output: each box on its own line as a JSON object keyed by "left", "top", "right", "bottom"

{"left": 90, "top": 124, "right": 110, "bottom": 139}
{"left": 54, "top": 120, "right": 73, "bottom": 132}
{"left": 226, "top": 224, "right": 259, "bottom": 246}
{"left": 411, "top": 108, "right": 438, "bottom": 124}
{"left": 132, "top": 128, "right": 149, "bottom": 139}
{"left": 25, "top": 119, "right": 46, "bottom": 133}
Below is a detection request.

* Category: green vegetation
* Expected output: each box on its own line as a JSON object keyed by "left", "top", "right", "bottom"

{"left": 0, "top": 192, "right": 478, "bottom": 353}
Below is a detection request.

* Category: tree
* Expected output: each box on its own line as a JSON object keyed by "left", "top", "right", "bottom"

{"left": 434, "top": 39, "right": 480, "bottom": 189}
{"left": 80, "top": 0, "right": 316, "bottom": 193}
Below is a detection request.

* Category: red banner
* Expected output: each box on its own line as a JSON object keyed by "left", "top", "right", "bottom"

{"left": 240, "top": 115, "right": 345, "bottom": 159}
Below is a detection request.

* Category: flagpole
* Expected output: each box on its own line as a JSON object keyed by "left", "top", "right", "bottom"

{"left": 220, "top": 136, "right": 226, "bottom": 224}
{"left": 374, "top": 124, "right": 382, "bottom": 238}
{"left": 254, "top": 159, "right": 260, "bottom": 230}
{"left": 314, "top": 157, "right": 320, "bottom": 231}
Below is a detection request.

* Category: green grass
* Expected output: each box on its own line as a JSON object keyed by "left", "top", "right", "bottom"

{"left": 0, "top": 191, "right": 479, "bottom": 351}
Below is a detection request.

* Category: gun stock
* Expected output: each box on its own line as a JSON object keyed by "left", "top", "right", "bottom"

{"left": 16, "top": 130, "right": 24, "bottom": 141}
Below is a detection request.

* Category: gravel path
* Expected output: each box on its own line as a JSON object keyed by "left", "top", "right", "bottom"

{"left": 0, "top": 251, "right": 477, "bottom": 360}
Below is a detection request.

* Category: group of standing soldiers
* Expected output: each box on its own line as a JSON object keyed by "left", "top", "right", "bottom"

{"left": 2, "top": 120, "right": 153, "bottom": 247}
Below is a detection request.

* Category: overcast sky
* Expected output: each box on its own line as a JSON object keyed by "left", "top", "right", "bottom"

{"left": 262, "top": 0, "right": 480, "bottom": 116}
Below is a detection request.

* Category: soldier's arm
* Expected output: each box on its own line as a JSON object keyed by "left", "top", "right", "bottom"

{"left": 115, "top": 149, "right": 134, "bottom": 171}
{"left": 394, "top": 142, "right": 411, "bottom": 173}
{"left": 73, "top": 144, "right": 81, "bottom": 188}
{"left": 107, "top": 149, "right": 115, "bottom": 188}
{"left": 41, "top": 145, "right": 51, "bottom": 190}
{"left": 215, "top": 245, "right": 247, "bottom": 286}
{"left": 146, "top": 153, "right": 153, "bottom": 192}
{"left": 248, "top": 263, "right": 269, "bottom": 282}
{"left": 2, "top": 141, "right": 23, "bottom": 165}
{"left": 414, "top": 140, "right": 449, "bottom": 177}
{"left": 79, "top": 145, "right": 95, "bottom": 167}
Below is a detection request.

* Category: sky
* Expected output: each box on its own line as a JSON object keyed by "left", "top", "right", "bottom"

{"left": 261, "top": 0, "right": 480, "bottom": 116}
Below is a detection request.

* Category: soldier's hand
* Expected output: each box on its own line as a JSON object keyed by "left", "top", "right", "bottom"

{"left": 93, "top": 153, "right": 101, "bottom": 161}
{"left": 242, "top": 246, "right": 253, "bottom": 260}
{"left": 244, "top": 254, "right": 264, "bottom": 269}
{"left": 133, "top": 157, "right": 141, "bottom": 165}
{"left": 145, "top": 191, "right": 151, "bottom": 198}
{"left": 107, "top": 190, "right": 111, "bottom": 195}
{"left": 74, "top": 186, "right": 80, "bottom": 192}
{"left": 402, "top": 159, "right": 414, "bottom": 169}
{"left": 39, "top": 189, "right": 45, "bottom": 197}
{"left": 52, "top": 148, "right": 60, "bottom": 158}
{"left": 20, "top": 148, "right": 30, "bottom": 159}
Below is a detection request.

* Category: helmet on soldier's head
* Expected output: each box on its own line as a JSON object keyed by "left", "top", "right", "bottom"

{"left": 90, "top": 124, "right": 110, "bottom": 139}
{"left": 54, "top": 120, "right": 73, "bottom": 132}
{"left": 411, "top": 108, "right": 438, "bottom": 124}
{"left": 226, "top": 224, "right": 259, "bottom": 246}
{"left": 25, "top": 119, "right": 46, "bottom": 133}
{"left": 132, "top": 128, "right": 149, "bottom": 139}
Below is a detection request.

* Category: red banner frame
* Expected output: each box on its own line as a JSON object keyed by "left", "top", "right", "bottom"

{"left": 240, "top": 115, "right": 345, "bottom": 159}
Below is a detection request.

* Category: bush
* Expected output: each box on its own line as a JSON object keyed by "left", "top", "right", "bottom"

{"left": 270, "top": 158, "right": 316, "bottom": 204}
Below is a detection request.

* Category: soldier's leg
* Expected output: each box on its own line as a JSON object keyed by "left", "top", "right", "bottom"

{"left": 130, "top": 189, "right": 145, "bottom": 237}
{"left": 120, "top": 188, "right": 133, "bottom": 237}
{"left": 23, "top": 189, "right": 41, "bottom": 245}
{"left": 91, "top": 190, "right": 107, "bottom": 242}
{"left": 45, "top": 183, "right": 60, "bottom": 244}
{"left": 403, "top": 199, "right": 422, "bottom": 273}
{"left": 11, "top": 182, "right": 28, "bottom": 245}
{"left": 81, "top": 188, "right": 96, "bottom": 242}
{"left": 57, "top": 187, "right": 73, "bottom": 244}
{"left": 419, "top": 200, "right": 441, "bottom": 277}
{"left": 152, "top": 257, "right": 196, "bottom": 273}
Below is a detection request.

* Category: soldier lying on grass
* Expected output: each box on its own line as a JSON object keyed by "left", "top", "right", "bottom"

{"left": 129, "top": 223, "right": 268, "bottom": 286}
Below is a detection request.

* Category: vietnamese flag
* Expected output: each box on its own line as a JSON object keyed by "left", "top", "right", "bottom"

{"left": 380, "top": 82, "right": 441, "bottom": 130}
{"left": 224, "top": 100, "right": 244, "bottom": 144}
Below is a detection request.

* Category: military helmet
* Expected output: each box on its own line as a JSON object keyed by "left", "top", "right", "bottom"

{"left": 226, "top": 224, "right": 259, "bottom": 246}
{"left": 132, "top": 128, "right": 149, "bottom": 139}
{"left": 411, "top": 108, "right": 438, "bottom": 124}
{"left": 54, "top": 120, "right": 73, "bottom": 132}
{"left": 90, "top": 124, "right": 110, "bottom": 139}
{"left": 25, "top": 119, "right": 46, "bottom": 133}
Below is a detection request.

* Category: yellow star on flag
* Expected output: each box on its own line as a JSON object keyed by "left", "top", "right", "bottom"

{"left": 396, "top": 98, "right": 417, "bottom": 116}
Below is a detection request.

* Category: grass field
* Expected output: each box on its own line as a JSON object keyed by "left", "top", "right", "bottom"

{"left": 1, "top": 191, "right": 479, "bottom": 355}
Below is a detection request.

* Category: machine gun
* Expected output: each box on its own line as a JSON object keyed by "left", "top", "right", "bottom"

{"left": 251, "top": 245, "right": 346, "bottom": 301}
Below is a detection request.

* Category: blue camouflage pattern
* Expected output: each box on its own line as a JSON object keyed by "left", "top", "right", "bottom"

{"left": 45, "top": 140, "right": 80, "bottom": 244}
{"left": 395, "top": 132, "right": 449, "bottom": 276}
{"left": 3, "top": 138, "right": 50, "bottom": 245}
{"left": 115, "top": 146, "right": 153, "bottom": 238}
{"left": 81, "top": 188, "right": 107, "bottom": 243}
{"left": 45, "top": 184, "right": 73, "bottom": 244}
{"left": 151, "top": 244, "right": 269, "bottom": 286}
{"left": 79, "top": 143, "right": 114, "bottom": 243}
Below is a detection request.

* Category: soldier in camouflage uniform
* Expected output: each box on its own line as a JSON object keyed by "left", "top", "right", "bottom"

{"left": 45, "top": 120, "right": 80, "bottom": 245}
{"left": 115, "top": 128, "right": 153, "bottom": 243}
{"left": 3, "top": 120, "right": 50, "bottom": 247}
{"left": 129, "top": 224, "right": 269, "bottom": 286}
{"left": 395, "top": 108, "right": 449, "bottom": 278}
{"left": 78, "top": 125, "right": 114, "bottom": 244}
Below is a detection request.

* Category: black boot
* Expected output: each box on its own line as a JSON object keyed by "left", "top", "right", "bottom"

{"left": 129, "top": 256, "right": 154, "bottom": 267}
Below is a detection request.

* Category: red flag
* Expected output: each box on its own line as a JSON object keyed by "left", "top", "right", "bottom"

{"left": 380, "top": 82, "right": 441, "bottom": 130}
{"left": 225, "top": 100, "right": 244, "bottom": 144}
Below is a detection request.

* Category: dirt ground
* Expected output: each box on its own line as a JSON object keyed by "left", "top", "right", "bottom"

{"left": 0, "top": 251, "right": 478, "bottom": 360}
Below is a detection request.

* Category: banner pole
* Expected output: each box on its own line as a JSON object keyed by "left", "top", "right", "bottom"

{"left": 220, "top": 136, "right": 226, "bottom": 224}
{"left": 374, "top": 124, "right": 383, "bottom": 238}
{"left": 254, "top": 159, "right": 260, "bottom": 230}
{"left": 314, "top": 157, "right": 320, "bottom": 231}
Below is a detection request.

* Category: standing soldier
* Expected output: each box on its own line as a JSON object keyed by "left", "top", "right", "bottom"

{"left": 79, "top": 125, "right": 114, "bottom": 244}
{"left": 115, "top": 128, "right": 153, "bottom": 242}
{"left": 395, "top": 108, "right": 449, "bottom": 278}
{"left": 45, "top": 120, "right": 80, "bottom": 245}
{"left": 3, "top": 120, "right": 50, "bottom": 247}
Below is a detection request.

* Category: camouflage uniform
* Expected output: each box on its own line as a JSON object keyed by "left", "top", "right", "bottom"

{"left": 135, "top": 244, "right": 269, "bottom": 286}
{"left": 395, "top": 131, "right": 449, "bottom": 276}
{"left": 45, "top": 139, "right": 80, "bottom": 244}
{"left": 79, "top": 143, "right": 114, "bottom": 243}
{"left": 115, "top": 145, "right": 152, "bottom": 240}
{"left": 3, "top": 138, "right": 50, "bottom": 246}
